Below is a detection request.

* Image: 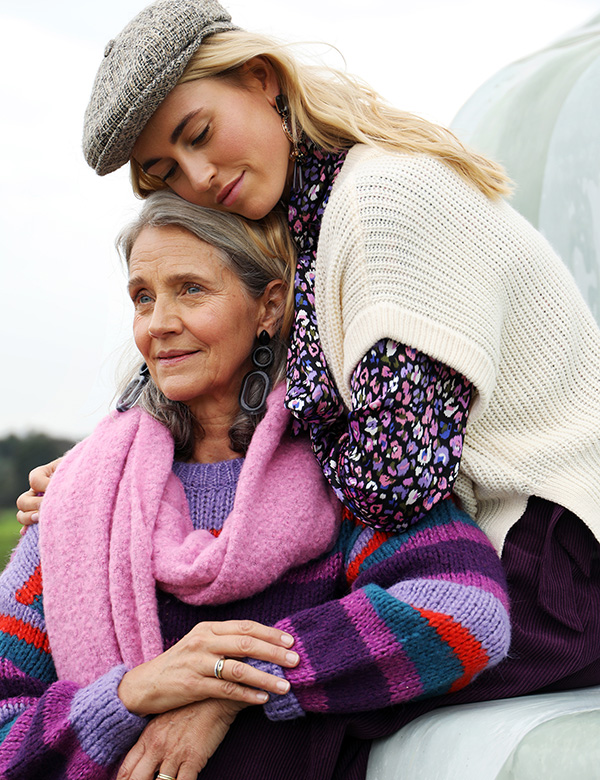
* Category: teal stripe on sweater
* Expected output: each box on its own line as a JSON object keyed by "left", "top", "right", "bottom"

{"left": 364, "top": 583, "right": 464, "bottom": 695}
{"left": 0, "top": 715, "right": 19, "bottom": 744}
{"left": 0, "top": 633, "right": 56, "bottom": 684}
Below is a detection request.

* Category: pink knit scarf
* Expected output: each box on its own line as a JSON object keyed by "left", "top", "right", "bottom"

{"left": 40, "top": 384, "right": 340, "bottom": 686}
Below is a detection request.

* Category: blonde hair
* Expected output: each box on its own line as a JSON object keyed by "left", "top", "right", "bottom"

{"left": 131, "top": 30, "right": 511, "bottom": 201}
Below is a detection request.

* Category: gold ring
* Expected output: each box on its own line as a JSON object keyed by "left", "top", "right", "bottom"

{"left": 214, "top": 657, "right": 226, "bottom": 680}
{"left": 156, "top": 774, "right": 176, "bottom": 780}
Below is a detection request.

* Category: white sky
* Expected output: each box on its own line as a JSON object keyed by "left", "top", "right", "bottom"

{"left": 1, "top": 0, "right": 599, "bottom": 440}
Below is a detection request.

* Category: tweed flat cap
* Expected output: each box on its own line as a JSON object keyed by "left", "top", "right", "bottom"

{"left": 83, "top": 0, "right": 237, "bottom": 176}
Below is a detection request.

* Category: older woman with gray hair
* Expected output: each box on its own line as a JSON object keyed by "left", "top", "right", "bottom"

{"left": 1, "top": 192, "right": 510, "bottom": 780}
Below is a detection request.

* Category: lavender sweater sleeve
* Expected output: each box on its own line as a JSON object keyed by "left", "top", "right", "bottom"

{"left": 260, "top": 499, "right": 510, "bottom": 720}
{"left": 0, "top": 526, "right": 146, "bottom": 778}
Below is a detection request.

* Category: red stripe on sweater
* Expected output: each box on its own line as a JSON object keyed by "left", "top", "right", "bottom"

{"left": 345, "top": 509, "right": 393, "bottom": 586}
{"left": 417, "top": 608, "right": 489, "bottom": 691}
{"left": 347, "top": 531, "right": 389, "bottom": 585}
{"left": 16, "top": 565, "right": 43, "bottom": 607}
{"left": 0, "top": 614, "right": 50, "bottom": 653}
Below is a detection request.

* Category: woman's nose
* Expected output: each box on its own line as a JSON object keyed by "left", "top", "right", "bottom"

{"left": 184, "top": 157, "right": 217, "bottom": 193}
{"left": 148, "top": 299, "right": 182, "bottom": 337}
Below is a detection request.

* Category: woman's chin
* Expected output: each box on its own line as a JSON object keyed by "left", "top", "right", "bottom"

{"left": 161, "top": 391, "right": 191, "bottom": 406}
{"left": 155, "top": 383, "right": 193, "bottom": 405}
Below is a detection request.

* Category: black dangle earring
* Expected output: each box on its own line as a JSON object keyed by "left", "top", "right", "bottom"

{"left": 116, "top": 363, "right": 150, "bottom": 412}
{"left": 239, "top": 331, "right": 274, "bottom": 414}
{"left": 275, "top": 94, "right": 304, "bottom": 190}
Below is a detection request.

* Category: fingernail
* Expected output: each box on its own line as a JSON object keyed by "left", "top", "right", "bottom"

{"left": 277, "top": 679, "right": 290, "bottom": 693}
{"left": 285, "top": 652, "right": 299, "bottom": 665}
{"left": 32, "top": 513, "right": 39, "bottom": 523}
{"left": 281, "top": 633, "right": 294, "bottom": 647}
{"left": 256, "top": 691, "right": 269, "bottom": 702}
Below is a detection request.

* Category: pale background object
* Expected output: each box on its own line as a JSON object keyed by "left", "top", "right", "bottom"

{"left": 367, "top": 685, "right": 600, "bottom": 780}
{"left": 452, "top": 14, "right": 600, "bottom": 323}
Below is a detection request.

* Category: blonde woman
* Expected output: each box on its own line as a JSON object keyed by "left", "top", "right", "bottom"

{"left": 18, "top": 0, "right": 600, "bottom": 756}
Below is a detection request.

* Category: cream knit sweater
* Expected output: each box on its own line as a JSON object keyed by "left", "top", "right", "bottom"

{"left": 315, "top": 144, "right": 600, "bottom": 552}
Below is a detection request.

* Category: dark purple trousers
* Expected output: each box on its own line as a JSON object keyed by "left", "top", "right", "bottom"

{"left": 198, "top": 498, "right": 600, "bottom": 779}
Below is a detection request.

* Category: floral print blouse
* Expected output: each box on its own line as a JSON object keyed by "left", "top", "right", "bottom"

{"left": 285, "top": 143, "right": 472, "bottom": 532}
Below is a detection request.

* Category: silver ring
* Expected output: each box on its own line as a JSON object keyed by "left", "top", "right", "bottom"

{"left": 156, "top": 774, "right": 176, "bottom": 780}
{"left": 214, "top": 657, "right": 226, "bottom": 680}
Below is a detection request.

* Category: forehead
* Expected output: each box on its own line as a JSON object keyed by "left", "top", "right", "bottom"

{"left": 132, "top": 76, "right": 243, "bottom": 157}
{"left": 163, "top": 76, "right": 243, "bottom": 110}
{"left": 128, "top": 224, "right": 226, "bottom": 274}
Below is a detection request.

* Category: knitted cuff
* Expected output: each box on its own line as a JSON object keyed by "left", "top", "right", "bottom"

{"left": 70, "top": 664, "right": 148, "bottom": 766}
{"left": 246, "top": 658, "right": 305, "bottom": 721}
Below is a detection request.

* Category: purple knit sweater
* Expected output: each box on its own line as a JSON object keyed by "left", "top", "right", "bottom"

{"left": 0, "top": 461, "right": 510, "bottom": 777}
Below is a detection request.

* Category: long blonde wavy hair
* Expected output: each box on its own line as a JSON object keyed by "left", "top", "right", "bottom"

{"left": 131, "top": 30, "right": 510, "bottom": 201}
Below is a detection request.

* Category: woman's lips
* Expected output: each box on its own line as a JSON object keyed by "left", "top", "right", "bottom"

{"left": 156, "top": 351, "right": 198, "bottom": 366}
{"left": 218, "top": 173, "right": 244, "bottom": 207}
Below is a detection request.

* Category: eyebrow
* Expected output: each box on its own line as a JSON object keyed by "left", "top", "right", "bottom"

{"left": 141, "top": 109, "right": 203, "bottom": 174}
{"left": 128, "top": 270, "right": 211, "bottom": 291}
{"left": 127, "top": 275, "right": 146, "bottom": 293}
{"left": 171, "top": 110, "right": 202, "bottom": 144}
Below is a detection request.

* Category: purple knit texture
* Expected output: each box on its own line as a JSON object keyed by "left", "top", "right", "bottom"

{"left": 158, "top": 498, "right": 510, "bottom": 717}
{"left": 70, "top": 665, "right": 147, "bottom": 765}
{"left": 0, "top": 477, "right": 512, "bottom": 776}
{"left": 246, "top": 658, "right": 305, "bottom": 720}
{"left": 172, "top": 458, "right": 243, "bottom": 531}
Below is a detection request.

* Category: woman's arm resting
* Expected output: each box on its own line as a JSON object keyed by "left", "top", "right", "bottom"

{"left": 0, "top": 528, "right": 146, "bottom": 778}
{"left": 116, "top": 699, "right": 247, "bottom": 780}
{"left": 118, "top": 620, "right": 299, "bottom": 716}
{"left": 259, "top": 500, "right": 510, "bottom": 719}
{"left": 0, "top": 533, "right": 293, "bottom": 775}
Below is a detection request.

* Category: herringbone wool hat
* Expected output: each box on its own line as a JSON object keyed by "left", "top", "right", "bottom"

{"left": 83, "top": 0, "right": 237, "bottom": 175}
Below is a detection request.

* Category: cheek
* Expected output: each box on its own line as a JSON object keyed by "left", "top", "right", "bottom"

{"left": 133, "top": 317, "right": 150, "bottom": 357}
{"left": 168, "top": 178, "right": 212, "bottom": 209}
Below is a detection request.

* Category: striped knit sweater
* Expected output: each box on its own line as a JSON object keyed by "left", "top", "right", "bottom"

{"left": 0, "top": 470, "right": 509, "bottom": 778}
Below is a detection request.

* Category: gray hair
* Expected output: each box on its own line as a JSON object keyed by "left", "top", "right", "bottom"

{"left": 117, "top": 190, "right": 294, "bottom": 459}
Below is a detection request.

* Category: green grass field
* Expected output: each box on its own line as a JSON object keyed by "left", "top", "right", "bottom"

{"left": 0, "top": 509, "right": 22, "bottom": 570}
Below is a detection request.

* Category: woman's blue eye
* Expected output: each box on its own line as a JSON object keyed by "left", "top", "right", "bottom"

{"left": 186, "top": 285, "right": 202, "bottom": 294}
{"left": 136, "top": 293, "right": 152, "bottom": 305}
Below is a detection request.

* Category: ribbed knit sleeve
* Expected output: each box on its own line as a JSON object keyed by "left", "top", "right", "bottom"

{"left": 0, "top": 527, "right": 146, "bottom": 778}
{"left": 269, "top": 500, "right": 510, "bottom": 717}
{"left": 315, "top": 147, "right": 502, "bottom": 415}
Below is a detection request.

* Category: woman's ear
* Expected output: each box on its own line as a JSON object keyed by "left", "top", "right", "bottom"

{"left": 258, "top": 279, "right": 287, "bottom": 335}
{"left": 241, "top": 57, "right": 281, "bottom": 106}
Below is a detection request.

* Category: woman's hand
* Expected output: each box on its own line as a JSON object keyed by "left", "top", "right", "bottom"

{"left": 16, "top": 458, "right": 62, "bottom": 529}
{"left": 116, "top": 699, "right": 246, "bottom": 780}
{"left": 118, "top": 620, "right": 298, "bottom": 716}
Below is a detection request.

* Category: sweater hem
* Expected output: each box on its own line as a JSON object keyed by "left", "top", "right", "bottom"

{"left": 341, "top": 303, "right": 496, "bottom": 420}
